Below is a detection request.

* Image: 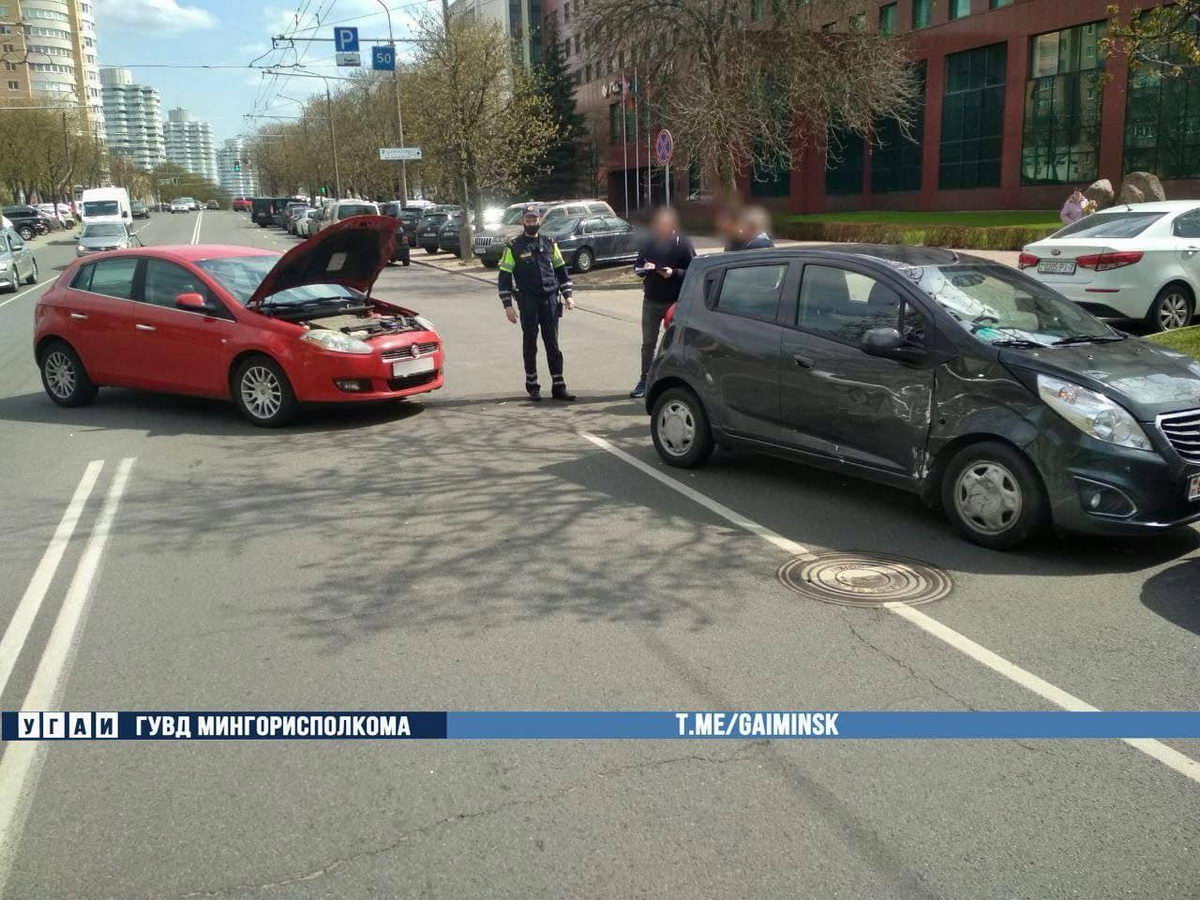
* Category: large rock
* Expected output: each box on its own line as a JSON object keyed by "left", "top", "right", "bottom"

{"left": 1122, "top": 171, "right": 1166, "bottom": 202}
{"left": 1084, "top": 178, "right": 1114, "bottom": 210}
{"left": 1117, "top": 182, "right": 1146, "bottom": 205}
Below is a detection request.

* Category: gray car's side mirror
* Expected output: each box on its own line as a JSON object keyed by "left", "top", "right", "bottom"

{"left": 861, "top": 326, "right": 924, "bottom": 363}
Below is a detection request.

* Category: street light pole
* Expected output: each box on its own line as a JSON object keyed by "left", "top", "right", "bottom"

{"left": 325, "top": 82, "right": 342, "bottom": 198}
{"left": 375, "top": 0, "right": 409, "bottom": 201}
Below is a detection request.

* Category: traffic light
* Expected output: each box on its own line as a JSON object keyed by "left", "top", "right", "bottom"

{"left": 233, "top": 159, "right": 241, "bottom": 173}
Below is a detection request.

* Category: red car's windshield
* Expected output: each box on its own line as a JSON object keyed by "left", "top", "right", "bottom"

{"left": 196, "top": 255, "right": 363, "bottom": 306}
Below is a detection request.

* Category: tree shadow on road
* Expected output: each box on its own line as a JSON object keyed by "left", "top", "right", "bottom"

{"left": 1141, "top": 559, "right": 1200, "bottom": 636}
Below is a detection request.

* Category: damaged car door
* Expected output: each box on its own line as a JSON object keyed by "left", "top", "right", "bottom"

{"left": 778, "top": 261, "right": 936, "bottom": 479}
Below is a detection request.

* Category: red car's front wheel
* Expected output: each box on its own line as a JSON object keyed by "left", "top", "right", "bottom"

{"left": 232, "top": 356, "right": 298, "bottom": 427}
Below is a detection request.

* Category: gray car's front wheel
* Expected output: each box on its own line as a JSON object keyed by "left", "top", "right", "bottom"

{"left": 940, "top": 441, "right": 1046, "bottom": 550}
{"left": 572, "top": 247, "right": 594, "bottom": 273}
{"left": 650, "top": 386, "right": 714, "bottom": 468}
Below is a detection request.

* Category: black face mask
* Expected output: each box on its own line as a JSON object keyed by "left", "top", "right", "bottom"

{"left": 523, "top": 224, "right": 540, "bottom": 237}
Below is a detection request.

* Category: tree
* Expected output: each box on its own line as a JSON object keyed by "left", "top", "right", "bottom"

{"left": 0, "top": 101, "right": 105, "bottom": 204}
{"left": 519, "top": 25, "right": 588, "bottom": 198}
{"left": 577, "top": 0, "right": 919, "bottom": 200}
{"left": 409, "top": 13, "right": 557, "bottom": 257}
{"left": 1104, "top": 2, "right": 1200, "bottom": 74}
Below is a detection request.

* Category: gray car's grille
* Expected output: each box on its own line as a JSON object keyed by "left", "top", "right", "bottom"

{"left": 381, "top": 341, "right": 439, "bottom": 361}
{"left": 1159, "top": 409, "right": 1200, "bottom": 465}
{"left": 474, "top": 235, "right": 496, "bottom": 248}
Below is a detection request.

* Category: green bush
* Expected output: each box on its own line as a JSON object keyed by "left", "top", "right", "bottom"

{"left": 775, "top": 220, "right": 1056, "bottom": 251}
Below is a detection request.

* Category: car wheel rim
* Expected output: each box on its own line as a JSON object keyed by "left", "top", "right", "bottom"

{"left": 44, "top": 351, "right": 76, "bottom": 399}
{"left": 1158, "top": 292, "right": 1190, "bottom": 330}
{"left": 657, "top": 400, "right": 696, "bottom": 456}
{"left": 241, "top": 366, "right": 282, "bottom": 419}
{"left": 578, "top": 252, "right": 592, "bottom": 270}
{"left": 954, "top": 461, "right": 1022, "bottom": 536}
{"left": 30, "top": 261, "right": 37, "bottom": 280}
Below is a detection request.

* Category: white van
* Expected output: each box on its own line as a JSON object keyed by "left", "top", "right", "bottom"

{"left": 80, "top": 188, "right": 132, "bottom": 226}
{"left": 317, "top": 199, "right": 379, "bottom": 232}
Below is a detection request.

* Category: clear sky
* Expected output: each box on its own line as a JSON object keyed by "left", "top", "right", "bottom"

{"left": 94, "top": 0, "right": 430, "bottom": 143}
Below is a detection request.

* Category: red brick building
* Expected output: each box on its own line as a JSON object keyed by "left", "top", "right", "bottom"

{"left": 541, "top": 0, "right": 1194, "bottom": 216}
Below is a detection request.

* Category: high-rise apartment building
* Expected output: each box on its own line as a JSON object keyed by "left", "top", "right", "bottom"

{"left": 0, "top": 0, "right": 103, "bottom": 130}
{"left": 216, "top": 138, "right": 258, "bottom": 197}
{"left": 100, "top": 67, "right": 164, "bottom": 171}
{"left": 449, "top": 0, "right": 542, "bottom": 68}
{"left": 163, "top": 106, "right": 217, "bottom": 183}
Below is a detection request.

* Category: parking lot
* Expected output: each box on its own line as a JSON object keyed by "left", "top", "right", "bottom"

{"left": 1, "top": 210, "right": 1199, "bottom": 897}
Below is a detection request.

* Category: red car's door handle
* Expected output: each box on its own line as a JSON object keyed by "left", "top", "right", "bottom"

{"left": 135, "top": 323, "right": 156, "bottom": 332}
{"left": 69, "top": 312, "right": 87, "bottom": 320}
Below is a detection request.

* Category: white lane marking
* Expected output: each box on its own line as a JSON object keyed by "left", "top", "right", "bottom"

{"left": 578, "top": 430, "right": 1200, "bottom": 786}
{"left": 0, "top": 280, "right": 52, "bottom": 312}
{"left": 0, "top": 458, "right": 135, "bottom": 894}
{"left": 0, "top": 461, "right": 104, "bottom": 700}
{"left": 190, "top": 209, "right": 204, "bottom": 245}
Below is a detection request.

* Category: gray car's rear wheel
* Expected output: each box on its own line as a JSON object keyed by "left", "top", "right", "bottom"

{"left": 573, "top": 247, "right": 595, "bottom": 273}
{"left": 24, "top": 258, "right": 38, "bottom": 284}
{"left": 650, "top": 386, "right": 714, "bottom": 468}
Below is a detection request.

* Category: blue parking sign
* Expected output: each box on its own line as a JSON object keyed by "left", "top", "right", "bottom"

{"left": 372, "top": 46, "right": 395, "bottom": 71}
{"left": 334, "top": 27, "right": 359, "bottom": 52}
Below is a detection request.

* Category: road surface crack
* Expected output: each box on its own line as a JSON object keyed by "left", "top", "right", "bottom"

{"left": 174, "top": 749, "right": 758, "bottom": 898}
{"left": 843, "top": 616, "right": 977, "bottom": 711}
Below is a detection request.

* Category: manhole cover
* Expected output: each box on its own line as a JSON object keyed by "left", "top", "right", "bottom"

{"left": 777, "top": 552, "right": 952, "bottom": 608}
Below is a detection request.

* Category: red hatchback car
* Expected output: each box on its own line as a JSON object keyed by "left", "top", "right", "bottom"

{"left": 34, "top": 216, "right": 444, "bottom": 426}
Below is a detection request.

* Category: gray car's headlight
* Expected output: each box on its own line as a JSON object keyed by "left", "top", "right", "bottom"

{"left": 1037, "top": 374, "right": 1151, "bottom": 451}
{"left": 300, "top": 330, "right": 372, "bottom": 354}
{"left": 76, "top": 245, "right": 85, "bottom": 253}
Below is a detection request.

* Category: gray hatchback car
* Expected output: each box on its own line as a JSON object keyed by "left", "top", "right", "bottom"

{"left": 646, "top": 244, "right": 1200, "bottom": 549}
{"left": 0, "top": 227, "right": 38, "bottom": 292}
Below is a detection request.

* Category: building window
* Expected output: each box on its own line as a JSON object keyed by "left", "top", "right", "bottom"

{"left": 751, "top": 148, "right": 790, "bottom": 197}
{"left": 1021, "top": 22, "right": 1103, "bottom": 185}
{"left": 991, "top": 0, "right": 1013, "bottom": 7}
{"left": 913, "top": 0, "right": 932, "bottom": 29}
{"left": 750, "top": 0, "right": 763, "bottom": 22}
{"left": 7, "top": 80, "right": 19, "bottom": 90}
{"left": 879, "top": 3, "right": 897, "bottom": 36}
{"left": 825, "top": 127, "right": 864, "bottom": 195}
{"left": 873, "top": 61, "right": 926, "bottom": 193}
{"left": 850, "top": 12, "right": 865, "bottom": 31}
{"left": 939, "top": 42, "right": 1007, "bottom": 189}
{"left": 949, "top": 0, "right": 970, "bottom": 20}
{"left": 609, "top": 102, "right": 621, "bottom": 143}
{"left": 1124, "top": 49, "right": 1200, "bottom": 179}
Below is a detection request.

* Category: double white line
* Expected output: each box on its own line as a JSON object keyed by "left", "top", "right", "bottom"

{"left": 0, "top": 458, "right": 135, "bottom": 892}
{"left": 190, "top": 209, "right": 204, "bottom": 245}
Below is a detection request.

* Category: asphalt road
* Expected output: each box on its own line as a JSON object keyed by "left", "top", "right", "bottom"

{"left": 1, "top": 210, "right": 1199, "bottom": 898}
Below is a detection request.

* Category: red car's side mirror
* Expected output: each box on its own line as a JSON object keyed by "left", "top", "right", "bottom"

{"left": 175, "top": 292, "right": 207, "bottom": 311}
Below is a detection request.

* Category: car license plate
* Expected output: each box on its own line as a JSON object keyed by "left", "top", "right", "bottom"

{"left": 1038, "top": 260, "right": 1076, "bottom": 275}
{"left": 1189, "top": 473, "right": 1200, "bottom": 502}
{"left": 392, "top": 357, "right": 435, "bottom": 377}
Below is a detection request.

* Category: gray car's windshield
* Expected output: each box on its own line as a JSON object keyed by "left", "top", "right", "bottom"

{"left": 196, "top": 255, "right": 362, "bottom": 306}
{"left": 81, "top": 224, "right": 127, "bottom": 237}
{"left": 917, "top": 264, "right": 1117, "bottom": 346}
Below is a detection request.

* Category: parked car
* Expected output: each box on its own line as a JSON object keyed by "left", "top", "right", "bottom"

{"left": 76, "top": 222, "right": 136, "bottom": 256}
{"left": 436, "top": 211, "right": 470, "bottom": 255}
{"left": 206, "top": 199, "right": 219, "bottom": 210}
{"left": 36, "top": 203, "right": 68, "bottom": 230}
{"left": 646, "top": 244, "right": 1200, "bottom": 549}
{"left": 232, "top": 197, "right": 252, "bottom": 212}
{"left": 2, "top": 205, "right": 49, "bottom": 240}
{"left": 0, "top": 227, "right": 38, "bottom": 292}
{"left": 1021, "top": 200, "right": 1200, "bottom": 332}
{"left": 131, "top": 201, "right": 150, "bottom": 219}
{"left": 294, "top": 208, "right": 321, "bottom": 238}
{"left": 188, "top": 198, "right": 200, "bottom": 211}
{"left": 284, "top": 204, "right": 312, "bottom": 234}
{"left": 547, "top": 213, "right": 639, "bottom": 272}
{"left": 390, "top": 227, "right": 411, "bottom": 266}
{"left": 415, "top": 207, "right": 459, "bottom": 253}
{"left": 33, "top": 216, "right": 443, "bottom": 427}
{"left": 281, "top": 202, "right": 309, "bottom": 232}
{"left": 169, "top": 198, "right": 191, "bottom": 214}
{"left": 473, "top": 199, "right": 615, "bottom": 267}
{"left": 316, "top": 199, "right": 379, "bottom": 232}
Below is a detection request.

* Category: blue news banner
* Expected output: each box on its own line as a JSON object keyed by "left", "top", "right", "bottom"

{"left": 7, "top": 711, "right": 1200, "bottom": 741}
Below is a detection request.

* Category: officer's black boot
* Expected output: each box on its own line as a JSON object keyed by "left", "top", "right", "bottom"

{"left": 526, "top": 374, "right": 541, "bottom": 401}
{"left": 550, "top": 376, "right": 575, "bottom": 402}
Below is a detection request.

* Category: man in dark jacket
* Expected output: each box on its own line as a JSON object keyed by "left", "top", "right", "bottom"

{"left": 631, "top": 207, "right": 695, "bottom": 398}
{"left": 728, "top": 206, "right": 775, "bottom": 251}
{"left": 498, "top": 206, "right": 576, "bottom": 401}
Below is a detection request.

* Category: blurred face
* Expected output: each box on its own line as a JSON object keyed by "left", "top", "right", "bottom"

{"left": 522, "top": 213, "right": 541, "bottom": 234}
{"left": 651, "top": 210, "right": 678, "bottom": 240}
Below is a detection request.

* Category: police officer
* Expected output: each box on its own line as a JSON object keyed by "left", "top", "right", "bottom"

{"left": 498, "top": 205, "right": 576, "bottom": 401}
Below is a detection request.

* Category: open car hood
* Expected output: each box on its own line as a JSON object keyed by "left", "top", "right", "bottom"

{"left": 246, "top": 215, "right": 397, "bottom": 309}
